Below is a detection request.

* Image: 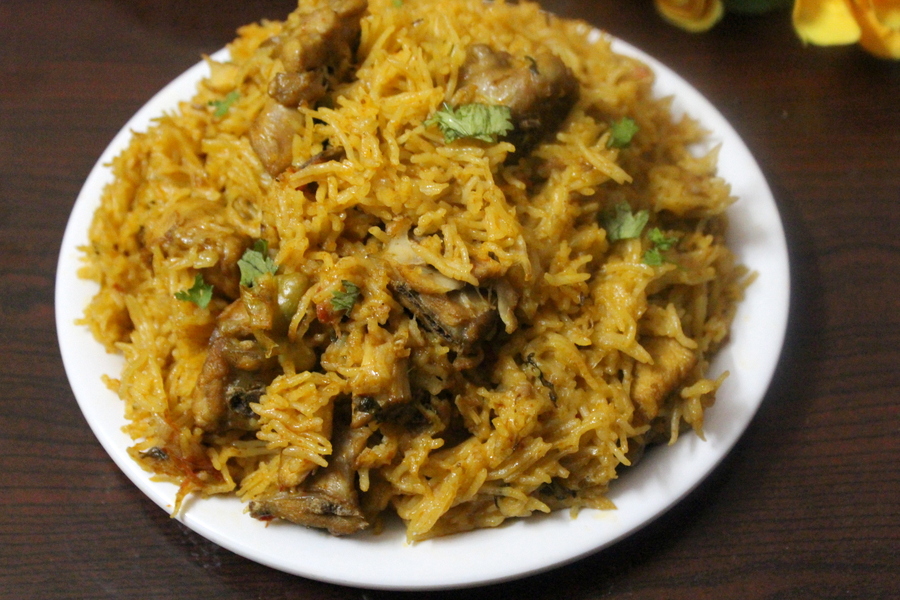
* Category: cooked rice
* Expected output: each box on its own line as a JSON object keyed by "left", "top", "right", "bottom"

{"left": 79, "top": 0, "right": 749, "bottom": 540}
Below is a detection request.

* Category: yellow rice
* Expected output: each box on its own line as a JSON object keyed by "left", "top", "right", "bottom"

{"left": 79, "top": 0, "right": 749, "bottom": 540}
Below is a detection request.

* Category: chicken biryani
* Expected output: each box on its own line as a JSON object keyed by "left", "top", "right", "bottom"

{"left": 79, "top": 0, "right": 750, "bottom": 540}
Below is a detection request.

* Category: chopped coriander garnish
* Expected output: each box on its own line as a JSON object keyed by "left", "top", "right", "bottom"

{"left": 603, "top": 202, "right": 649, "bottom": 242}
{"left": 392, "top": 0, "right": 404, "bottom": 6}
{"left": 643, "top": 247, "right": 665, "bottom": 266}
{"left": 647, "top": 227, "right": 678, "bottom": 251}
{"left": 238, "top": 240, "right": 277, "bottom": 287}
{"left": 331, "top": 280, "right": 360, "bottom": 313}
{"left": 607, "top": 117, "right": 639, "bottom": 149}
{"left": 209, "top": 90, "right": 240, "bottom": 118}
{"left": 175, "top": 274, "right": 213, "bottom": 308}
{"left": 426, "top": 102, "right": 514, "bottom": 144}
{"left": 643, "top": 227, "right": 679, "bottom": 266}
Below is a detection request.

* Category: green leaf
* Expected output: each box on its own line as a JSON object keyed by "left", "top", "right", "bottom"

{"left": 603, "top": 202, "right": 649, "bottom": 242}
{"left": 331, "top": 280, "right": 360, "bottom": 313}
{"left": 175, "top": 274, "right": 213, "bottom": 308}
{"left": 647, "top": 227, "right": 678, "bottom": 251}
{"left": 209, "top": 90, "right": 240, "bottom": 118}
{"left": 238, "top": 240, "right": 278, "bottom": 287}
{"left": 643, "top": 247, "right": 665, "bottom": 266}
{"left": 643, "top": 227, "right": 680, "bottom": 266}
{"left": 426, "top": 102, "right": 514, "bottom": 144}
{"left": 607, "top": 117, "right": 639, "bottom": 149}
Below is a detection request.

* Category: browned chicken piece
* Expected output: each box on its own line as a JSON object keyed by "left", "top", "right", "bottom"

{"left": 350, "top": 356, "right": 412, "bottom": 427}
{"left": 250, "top": 0, "right": 368, "bottom": 176}
{"left": 268, "top": 70, "right": 326, "bottom": 108}
{"left": 249, "top": 406, "right": 370, "bottom": 535}
{"left": 192, "top": 331, "right": 233, "bottom": 431}
{"left": 631, "top": 336, "right": 698, "bottom": 423}
{"left": 270, "top": 0, "right": 368, "bottom": 102}
{"left": 456, "top": 44, "right": 579, "bottom": 155}
{"left": 250, "top": 101, "right": 305, "bottom": 177}
{"left": 382, "top": 234, "right": 466, "bottom": 294}
{"left": 224, "top": 370, "right": 269, "bottom": 420}
{"left": 150, "top": 204, "right": 251, "bottom": 300}
{"left": 192, "top": 296, "right": 279, "bottom": 432}
{"left": 381, "top": 233, "right": 500, "bottom": 355}
{"left": 391, "top": 281, "right": 498, "bottom": 356}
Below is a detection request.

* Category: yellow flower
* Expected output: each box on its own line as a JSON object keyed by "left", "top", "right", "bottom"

{"left": 853, "top": 0, "right": 900, "bottom": 57}
{"left": 654, "top": 0, "right": 725, "bottom": 32}
{"left": 793, "top": 0, "right": 900, "bottom": 58}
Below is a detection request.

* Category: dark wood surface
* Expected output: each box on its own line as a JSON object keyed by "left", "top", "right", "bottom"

{"left": 2, "top": 1, "right": 897, "bottom": 598}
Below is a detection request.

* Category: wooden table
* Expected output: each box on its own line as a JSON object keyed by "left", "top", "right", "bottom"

{"left": 2, "top": 1, "right": 897, "bottom": 598}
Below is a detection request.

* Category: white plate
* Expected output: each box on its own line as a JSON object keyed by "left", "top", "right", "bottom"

{"left": 55, "top": 34, "right": 789, "bottom": 590}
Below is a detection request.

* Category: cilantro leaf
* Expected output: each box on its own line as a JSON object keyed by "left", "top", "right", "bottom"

{"left": 647, "top": 227, "right": 678, "bottom": 251}
{"left": 643, "top": 227, "right": 680, "bottom": 266}
{"left": 331, "top": 280, "right": 360, "bottom": 313}
{"left": 209, "top": 91, "right": 240, "bottom": 118}
{"left": 238, "top": 240, "right": 278, "bottom": 287}
{"left": 175, "top": 274, "right": 213, "bottom": 308}
{"left": 426, "top": 102, "right": 514, "bottom": 144}
{"left": 643, "top": 247, "right": 665, "bottom": 266}
{"left": 607, "top": 117, "right": 639, "bottom": 149}
{"left": 603, "top": 202, "right": 649, "bottom": 242}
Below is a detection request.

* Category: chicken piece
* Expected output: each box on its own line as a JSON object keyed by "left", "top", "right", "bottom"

{"left": 249, "top": 405, "right": 370, "bottom": 535}
{"left": 391, "top": 282, "right": 498, "bottom": 355}
{"left": 382, "top": 233, "right": 500, "bottom": 354}
{"left": 351, "top": 395, "right": 381, "bottom": 428}
{"left": 456, "top": 44, "right": 579, "bottom": 154}
{"left": 268, "top": 70, "right": 326, "bottom": 108}
{"left": 271, "top": 0, "right": 368, "bottom": 100}
{"left": 192, "top": 331, "right": 233, "bottom": 431}
{"left": 250, "top": 101, "right": 306, "bottom": 177}
{"left": 250, "top": 0, "right": 367, "bottom": 176}
{"left": 224, "top": 370, "right": 269, "bottom": 419}
{"left": 382, "top": 234, "right": 465, "bottom": 294}
{"left": 349, "top": 355, "right": 413, "bottom": 428}
{"left": 631, "top": 336, "right": 698, "bottom": 423}
{"left": 149, "top": 204, "right": 251, "bottom": 300}
{"left": 192, "top": 294, "right": 279, "bottom": 432}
